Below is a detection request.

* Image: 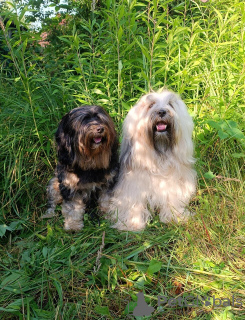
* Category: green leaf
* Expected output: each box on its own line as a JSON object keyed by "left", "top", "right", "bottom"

{"left": 46, "top": 224, "right": 53, "bottom": 240}
{"left": 42, "top": 247, "right": 48, "bottom": 258}
{"left": 1, "top": 272, "right": 22, "bottom": 286}
{"left": 9, "top": 221, "right": 23, "bottom": 231}
{"left": 218, "top": 130, "right": 229, "bottom": 140}
{"left": 93, "top": 88, "right": 104, "bottom": 95}
{"left": 5, "top": 19, "right": 13, "bottom": 32}
{"left": 207, "top": 120, "right": 220, "bottom": 130}
{"left": 134, "top": 37, "right": 151, "bottom": 61}
{"left": 204, "top": 171, "right": 216, "bottom": 179}
{"left": 94, "top": 306, "right": 110, "bottom": 316}
{"left": 147, "top": 259, "right": 162, "bottom": 275}
{"left": 73, "top": 32, "right": 79, "bottom": 50}
{"left": 231, "top": 153, "right": 245, "bottom": 158}
{"left": 185, "top": 231, "right": 193, "bottom": 243}
{"left": 156, "top": 12, "right": 167, "bottom": 27}
{"left": 53, "top": 280, "right": 63, "bottom": 307}
{"left": 7, "top": 297, "right": 33, "bottom": 310}
{"left": 36, "top": 233, "right": 47, "bottom": 241}
{"left": 118, "top": 26, "right": 123, "bottom": 42}
{"left": 0, "top": 306, "right": 21, "bottom": 314}
{"left": 125, "top": 242, "right": 152, "bottom": 259}
{"left": 106, "top": 0, "right": 112, "bottom": 9}
{"left": 226, "top": 127, "right": 244, "bottom": 140}
{"left": 58, "top": 36, "right": 72, "bottom": 45}
{"left": 226, "top": 120, "right": 238, "bottom": 128}
{"left": 134, "top": 276, "right": 145, "bottom": 289}
{"left": 0, "top": 224, "right": 12, "bottom": 237}
{"left": 124, "top": 301, "right": 137, "bottom": 315}
{"left": 153, "top": 30, "right": 162, "bottom": 46}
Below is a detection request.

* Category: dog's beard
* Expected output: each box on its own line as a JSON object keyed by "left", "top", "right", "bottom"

{"left": 149, "top": 113, "right": 176, "bottom": 153}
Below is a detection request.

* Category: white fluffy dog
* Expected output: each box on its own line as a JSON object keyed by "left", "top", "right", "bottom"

{"left": 108, "top": 90, "right": 196, "bottom": 231}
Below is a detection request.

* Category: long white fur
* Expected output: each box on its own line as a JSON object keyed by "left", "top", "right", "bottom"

{"left": 108, "top": 90, "right": 196, "bottom": 231}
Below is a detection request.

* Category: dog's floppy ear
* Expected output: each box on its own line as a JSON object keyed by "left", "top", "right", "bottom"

{"left": 55, "top": 114, "right": 74, "bottom": 166}
{"left": 119, "top": 112, "right": 135, "bottom": 170}
{"left": 145, "top": 94, "right": 155, "bottom": 104}
{"left": 120, "top": 93, "right": 155, "bottom": 169}
{"left": 119, "top": 136, "right": 133, "bottom": 170}
{"left": 170, "top": 96, "right": 195, "bottom": 164}
{"left": 136, "top": 93, "right": 155, "bottom": 110}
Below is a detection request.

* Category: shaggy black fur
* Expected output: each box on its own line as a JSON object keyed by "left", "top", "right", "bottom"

{"left": 46, "top": 105, "right": 119, "bottom": 227}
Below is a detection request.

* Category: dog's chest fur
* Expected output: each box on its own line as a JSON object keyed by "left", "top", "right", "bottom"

{"left": 56, "top": 163, "right": 117, "bottom": 202}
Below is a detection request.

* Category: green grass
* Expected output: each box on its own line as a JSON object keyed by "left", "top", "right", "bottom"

{"left": 0, "top": 0, "right": 245, "bottom": 319}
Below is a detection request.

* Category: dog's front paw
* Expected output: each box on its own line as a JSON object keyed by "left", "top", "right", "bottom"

{"left": 160, "top": 208, "right": 194, "bottom": 223}
{"left": 112, "top": 218, "right": 146, "bottom": 232}
{"left": 64, "top": 218, "right": 84, "bottom": 232}
{"left": 41, "top": 209, "right": 57, "bottom": 219}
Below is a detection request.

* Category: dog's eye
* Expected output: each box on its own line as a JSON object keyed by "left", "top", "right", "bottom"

{"left": 169, "top": 102, "right": 174, "bottom": 109}
{"left": 148, "top": 103, "right": 154, "bottom": 109}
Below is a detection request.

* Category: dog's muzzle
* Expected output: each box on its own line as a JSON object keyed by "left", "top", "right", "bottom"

{"left": 154, "top": 109, "right": 170, "bottom": 133}
{"left": 93, "top": 126, "right": 105, "bottom": 144}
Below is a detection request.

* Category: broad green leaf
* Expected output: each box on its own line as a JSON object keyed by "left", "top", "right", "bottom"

{"left": 0, "top": 224, "right": 12, "bottom": 237}
{"left": 218, "top": 130, "right": 229, "bottom": 140}
{"left": 227, "top": 120, "right": 238, "bottom": 128}
{"left": 124, "top": 301, "right": 137, "bottom": 315}
{"left": 134, "top": 276, "right": 145, "bottom": 289}
{"left": 147, "top": 259, "right": 162, "bottom": 275}
{"left": 207, "top": 120, "right": 220, "bottom": 130}
{"left": 94, "top": 306, "right": 110, "bottom": 316}
{"left": 204, "top": 171, "right": 216, "bottom": 179}
{"left": 226, "top": 127, "right": 244, "bottom": 140}
{"left": 7, "top": 297, "right": 33, "bottom": 310}
{"left": 232, "top": 153, "right": 245, "bottom": 158}
{"left": 1, "top": 272, "right": 22, "bottom": 286}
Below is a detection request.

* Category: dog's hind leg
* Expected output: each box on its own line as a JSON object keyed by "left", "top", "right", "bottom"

{"left": 98, "top": 191, "right": 111, "bottom": 214}
{"left": 42, "top": 177, "right": 62, "bottom": 219}
{"left": 62, "top": 194, "right": 85, "bottom": 231}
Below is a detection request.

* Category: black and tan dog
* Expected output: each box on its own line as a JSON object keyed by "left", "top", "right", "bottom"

{"left": 43, "top": 105, "right": 118, "bottom": 231}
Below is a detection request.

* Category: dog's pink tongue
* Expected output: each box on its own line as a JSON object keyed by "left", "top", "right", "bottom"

{"left": 156, "top": 123, "right": 167, "bottom": 131}
{"left": 93, "top": 137, "right": 102, "bottom": 144}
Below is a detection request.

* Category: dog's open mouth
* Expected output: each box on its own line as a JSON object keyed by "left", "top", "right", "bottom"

{"left": 93, "top": 136, "right": 103, "bottom": 144}
{"left": 156, "top": 122, "right": 167, "bottom": 132}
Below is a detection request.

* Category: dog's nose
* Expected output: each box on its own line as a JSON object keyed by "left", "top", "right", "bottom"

{"left": 97, "top": 126, "right": 104, "bottom": 133}
{"left": 158, "top": 109, "right": 167, "bottom": 117}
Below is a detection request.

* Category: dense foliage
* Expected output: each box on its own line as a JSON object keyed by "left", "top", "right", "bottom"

{"left": 0, "top": 0, "right": 244, "bottom": 319}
